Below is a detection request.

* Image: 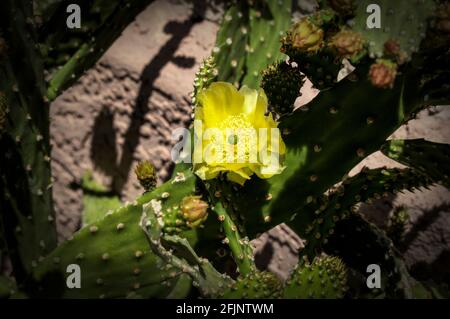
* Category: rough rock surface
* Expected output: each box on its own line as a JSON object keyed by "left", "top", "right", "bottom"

{"left": 50, "top": 0, "right": 450, "bottom": 281}
{"left": 51, "top": 0, "right": 219, "bottom": 239}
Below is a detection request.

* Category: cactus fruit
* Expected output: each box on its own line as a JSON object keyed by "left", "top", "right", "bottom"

{"left": 222, "top": 271, "right": 282, "bottom": 299}
{"left": 180, "top": 195, "right": 209, "bottom": 228}
{"left": 283, "top": 256, "right": 348, "bottom": 299}
{"left": 285, "top": 18, "right": 324, "bottom": 54}
{"left": 328, "top": 29, "right": 365, "bottom": 60}
{"left": 135, "top": 160, "right": 157, "bottom": 192}
{"left": 261, "top": 61, "right": 305, "bottom": 115}
{"left": 327, "top": 0, "right": 356, "bottom": 17}
{"left": 368, "top": 59, "right": 397, "bottom": 89}
{"left": 280, "top": 11, "right": 341, "bottom": 89}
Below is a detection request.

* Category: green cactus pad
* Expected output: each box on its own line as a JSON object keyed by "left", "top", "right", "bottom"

{"left": 324, "top": 214, "right": 414, "bottom": 298}
{"left": 283, "top": 256, "right": 348, "bottom": 299}
{"left": 214, "top": 0, "right": 292, "bottom": 88}
{"left": 222, "top": 271, "right": 282, "bottom": 299}
{"left": 290, "top": 167, "right": 433, "bottom": 261}
{"left": 32, "top": 170, "right": 197, "bottom": 298}
{"left": 381, "top": 139, "right": 450, "bottom": 188}
{"left": 351, "top": 0, "right": 435, "bottom": 61}
{"left": 0, "top": 0, "right": 57, "bottom": 281}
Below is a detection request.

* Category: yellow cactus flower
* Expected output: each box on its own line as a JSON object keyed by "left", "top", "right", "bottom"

{"left": 193, "top": 82, "right": 286, "bottom": 185}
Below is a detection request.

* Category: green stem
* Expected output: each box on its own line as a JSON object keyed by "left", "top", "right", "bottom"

{"left": 212, "top": 201, "right": 254, "bottom": 276}
{"left": 140, "top": 201, "right": 232, "bottom": 297}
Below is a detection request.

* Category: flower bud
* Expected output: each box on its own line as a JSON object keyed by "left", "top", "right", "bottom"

{"left": 287, "top": 18, "right": 324, "bottom": 54}
{"left": 192, "top": 56, "right": 217, "bottom": 107}
{"left": 134, "top": 160, "right": 157, "bottom": 192}
{"left": 180, "top": 195, "right": 208, "bottom": 228}
{"left": 369, "top": 59, "right": 397, "bottom": 89}
{"left": 329, "top": 30, "right": 364, "bottom": 59}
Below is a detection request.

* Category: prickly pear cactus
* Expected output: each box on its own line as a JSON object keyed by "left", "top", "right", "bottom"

{"left": 222, "top": 271, "right": 282, "bottom": 299}
{"left": 351, "top": 0, "right": 435, "bottom": 61}
{"left": 32, "top": 169, "right": 198, "bottom": 298}
{"left": 381, "top": 139, "right": 450, "bottom": 188}
{"left": 213, "top": 0, "right": 293, "bottom": 88}
{"left": 1, "top": 0, "right": 449, "bottom": 300}
{"left": 283, "top": 256, "right": 348, "bottom": 299}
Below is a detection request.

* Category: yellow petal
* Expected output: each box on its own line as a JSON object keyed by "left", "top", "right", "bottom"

{"left": 194, "top": 165, "right": 220, "bottom": 180}
{"left": 227, "top": 169, "right": 252, "bottom": 186}
{"left": 239, "top": 85, "right": 259, "bottom": 116}
{"left": 198, "top": 82, "right": 243, "bottom": 128}
{"left": 253, "top": 90, "right": 272, "bottom": 128}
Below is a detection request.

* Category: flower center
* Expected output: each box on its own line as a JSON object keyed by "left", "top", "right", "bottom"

{"left": 214, "top": 114, "right": 257, "bottom": 163}
{"left": 219, "top": 114, "right": 253, "bottom": 130}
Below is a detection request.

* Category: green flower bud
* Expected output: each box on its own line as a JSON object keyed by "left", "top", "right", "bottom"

{"left": 134, "top": 160, "right": 157, "bottom": 192}
{"left": 192, "top": 56, "right": 218, "bottom": 107}
{"left": 180, "top": 195, "right": 208, "bottom": 228}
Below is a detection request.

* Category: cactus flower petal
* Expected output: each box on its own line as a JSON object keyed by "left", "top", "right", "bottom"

{"left": 194, "top": 82, "right": 285, "bottom": 185}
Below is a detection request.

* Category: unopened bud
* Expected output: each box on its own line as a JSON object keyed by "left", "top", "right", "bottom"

{"left": 135, "top": 160, "right": 157, "bottom": 192}
{"left": 180, "top": 195, "right": 208, "bottom": 228}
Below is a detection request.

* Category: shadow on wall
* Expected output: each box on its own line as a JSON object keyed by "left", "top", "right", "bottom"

{"left": 89, "top": 1, "right": 207, "bottom": 195}
{"left": 90, "top": 106, "right": 118, "bottom": 186}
